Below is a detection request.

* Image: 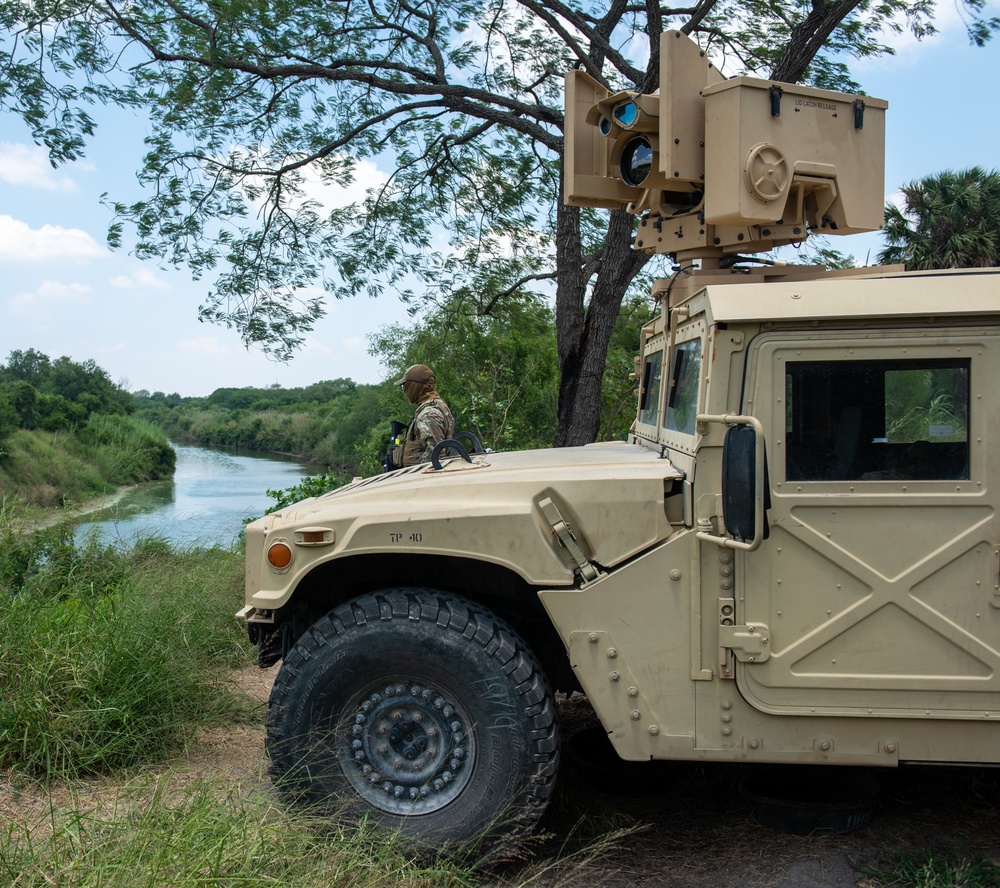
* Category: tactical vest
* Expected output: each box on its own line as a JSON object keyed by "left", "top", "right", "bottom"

{"left": 393, "top": 397, "right": 455, "bottom": 467}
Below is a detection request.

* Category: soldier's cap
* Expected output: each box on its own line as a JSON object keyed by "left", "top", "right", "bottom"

{"left": 395, "top": 364, "right": 435, "bottom": 386}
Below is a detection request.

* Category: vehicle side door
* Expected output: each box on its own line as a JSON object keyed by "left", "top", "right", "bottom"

{"left": 736, "top": 330, "right": 1000, "bottom": 718}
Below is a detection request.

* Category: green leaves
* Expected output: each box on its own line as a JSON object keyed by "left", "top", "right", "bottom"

{"left": 1, "top": 0, "right": 996, "bottom": 441}
{"left": 0, "top": 349, "right": 135, "bottom": 432}
{"left": 878, "top": 167, "right": 1000, "bottom": 270}
{"left": 266, "top": 469, "right": 350, "bottom": 511}
{"left": 370, "top": 293, "right": 560, "bottom": 451}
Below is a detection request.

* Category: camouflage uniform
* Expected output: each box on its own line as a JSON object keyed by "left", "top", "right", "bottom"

{"left": 392, "top": 364, "right": 456, "bottom": 467}
{"left": 401, "top": 396, "right": 456, "bottom": 465}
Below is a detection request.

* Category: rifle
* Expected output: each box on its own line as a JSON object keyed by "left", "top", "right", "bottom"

{"left": 381, "top": 419, "right": 410, "bottom": 472}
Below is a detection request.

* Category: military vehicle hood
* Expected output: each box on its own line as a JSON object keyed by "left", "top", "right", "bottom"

{"left": 250, "top": 441, "right": 683, "bottom": 596}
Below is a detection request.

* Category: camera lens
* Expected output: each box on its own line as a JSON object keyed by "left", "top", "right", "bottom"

{"left": 614, "top": 101, "right": 638, "bottom": 127}
{"left": 620, "top": 137, "right": 653, "bottom": 187}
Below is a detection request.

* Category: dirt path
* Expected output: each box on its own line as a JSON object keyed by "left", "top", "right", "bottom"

{"left": 0, "top": 666, "right": 272, "bottom": 832}
{"left": 10, "top": 485, "right": 138, "bottom": 534}
{"left": 3, "top": 670, "right": 999, "bottom": 887}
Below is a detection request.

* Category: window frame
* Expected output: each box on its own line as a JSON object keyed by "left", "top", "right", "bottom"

{"left": 746, "top": 333, "right": 986, "bottom": 492}
{"left": 637, "top": 348, "right": 664, "bottom": 428}
{"left": 663, "top": 337, "right": 703, "bottom": 437}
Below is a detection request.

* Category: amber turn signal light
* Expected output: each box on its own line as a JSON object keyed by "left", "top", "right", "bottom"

{"left": 267, "top": 542, "right": 293, "bottom": 569}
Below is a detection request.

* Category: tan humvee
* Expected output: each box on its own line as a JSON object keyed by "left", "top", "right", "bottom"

{"left": 241, "top": 31, "right": 1000, "bottom": 847}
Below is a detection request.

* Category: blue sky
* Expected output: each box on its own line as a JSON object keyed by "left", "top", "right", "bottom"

{"left": 840, "top": 15, "right": 1000, "bottom": 263}
{"left": 0, "top": 131, "right": 416, "bottom": 396}
{"left": 1, "top": 15, "right": 997, "bottom": 397}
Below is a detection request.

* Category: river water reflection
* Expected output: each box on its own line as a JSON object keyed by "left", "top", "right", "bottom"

{"left": 74, "top": 442, "right": 312, "bottom": 549}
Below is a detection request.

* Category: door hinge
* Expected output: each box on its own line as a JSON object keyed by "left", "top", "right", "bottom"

{"left": 720, "top": 624, "right": 770, "bottom": 662}
{"left": 719, "top": 597, "right": 769, "bottom": 677}
{"left": 992, "top": 545, "right": 1000, "bottom": 609}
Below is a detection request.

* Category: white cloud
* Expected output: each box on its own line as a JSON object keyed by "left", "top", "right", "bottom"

{"left": 8, "top": 280, "right": 92, "bottom": 320}
{"left": 341, "top": 336, "right": 367, "bottom": 356}
{"left": 301, "top": 156, "right": 390, "bottom": 210}
{"left": 0, "top": 142, "right": 78, "bottom": 191}
{"left": 109, "top": 266, "right": 171, "bottom": 291}
{"left": 854, "top": 0, "right": 1000, "bottom": 67}
{"left": 0, "top": 215, "right": 105, "bottom": 262}
{"left": 176, "top": 336, "right": 233, "bottom": 358}
{"left": 232, "top": 146, "right": 391, "bottom": 217}
{"left": 885, "top": 188, "right": 907, "bottom": 212}
{"left": 299, "top": 336, "right": 335, "bottom": 358}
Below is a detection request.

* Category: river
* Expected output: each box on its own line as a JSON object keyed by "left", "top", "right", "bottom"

{"left": 73, "top": 442, "right": 313, "bottom": 549}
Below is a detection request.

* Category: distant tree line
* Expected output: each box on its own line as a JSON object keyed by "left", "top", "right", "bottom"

{"left": 0, "top": 294, "right": 648, "bottom": 484}
{"left": 137, "top": 295, "right": 654, "bottom": 478}
{"left": 0, "top": 350, "right": 174, "bottom": 505}
{"left": 0, "top": 349, "right": 135, "bottom": 448}
{"left": 136, "top": 378, "right": 388, "bottom": 476}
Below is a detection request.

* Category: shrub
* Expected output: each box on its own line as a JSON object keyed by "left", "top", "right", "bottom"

{"left": 84, "top": 414, "right": 176, "bottom": 482}
{"left": 266, "top": 470, "right": 351, "bottom": 513}
{"left": 0, "top": 526, "right": 249, "bottom": 778}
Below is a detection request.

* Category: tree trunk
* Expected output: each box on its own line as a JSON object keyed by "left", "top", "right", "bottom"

{"left": 554, "top": 203, "right": 649, "bottom": 447}
{"left": 769, "top": 0, "right": 864, "bottom": 83}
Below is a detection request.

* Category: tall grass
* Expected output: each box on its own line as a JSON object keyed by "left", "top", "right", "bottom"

{"left": 859, "top": 850, "right": 1000, "bottom": 887}
{"left": 0, "top": 519, "right": 250, "bottom": 778}
{"left": 0, "top": 774, "right": 634, "bottom": 888}
{"left": 83, "top": 414, "right": 176, "bottom": 483}
{"left": 0, "top": 415, "right": 175, "bottom": 511}
{"left": 0, "top": 779, "right": 488, "bottom": 887}
{"left": 0, "top": 431, "right": 110, "bottom": 509}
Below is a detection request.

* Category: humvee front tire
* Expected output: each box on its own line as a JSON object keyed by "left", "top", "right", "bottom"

{"left": 265, "top": 588, "right": 560, "bottom": 848}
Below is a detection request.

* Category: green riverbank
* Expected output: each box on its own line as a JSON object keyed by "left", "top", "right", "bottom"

{"left": 0, "top": 417, "right": 174, "bottom": 526}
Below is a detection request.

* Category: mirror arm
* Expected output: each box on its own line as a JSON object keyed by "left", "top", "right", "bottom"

{"left": 695, "top": 413, "right": 766, "bottom": 552}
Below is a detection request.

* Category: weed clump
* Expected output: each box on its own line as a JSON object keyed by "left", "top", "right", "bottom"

{"left": 859, "top": 849, "right": 1000, "bottom": 887}
{"left": 0, "top": 519, "right": 249, "bottom": 778}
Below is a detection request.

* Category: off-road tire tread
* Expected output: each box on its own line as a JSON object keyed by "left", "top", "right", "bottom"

{"left": 265, "top": 587, "right": 559, "bottom": 838}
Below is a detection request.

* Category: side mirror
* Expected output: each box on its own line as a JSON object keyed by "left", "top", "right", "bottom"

{"left": 722, "top": 424, "right": 770, "bottom": 543}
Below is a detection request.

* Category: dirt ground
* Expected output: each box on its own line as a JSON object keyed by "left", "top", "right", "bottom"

{"left": 529, "top": 696, "right": 1000, "bottom": 888}
{"left": 0, "top": 667, "right": 274, "bottom": 833}
{"left": 3, "top": 668, "right": 999, "bottom": 888}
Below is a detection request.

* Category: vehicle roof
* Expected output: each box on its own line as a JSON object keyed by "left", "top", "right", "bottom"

{"left": 702, "top": 267, "right": 1000, "bottom": 324}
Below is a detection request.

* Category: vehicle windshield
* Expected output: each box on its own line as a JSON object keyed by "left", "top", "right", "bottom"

{"left": 638, "top": 351, "right": 663, "bottom": 426}
{"left": 664, "top": 338, "right": 702, "bottom": 436}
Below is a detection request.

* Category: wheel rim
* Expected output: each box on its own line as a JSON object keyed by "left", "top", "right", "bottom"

{"left": 338, "top": 679, "right": 476, "bottom": 816}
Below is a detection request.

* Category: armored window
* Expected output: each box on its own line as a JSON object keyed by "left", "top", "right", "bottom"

{"left": 785, "top": 358, "right": 970, "bottom": 482}
{"left": 664, "top": 339, "right": 702, "bottom": 436}
{"left": 638, "top": 350, "right": 663, "bottom": 426}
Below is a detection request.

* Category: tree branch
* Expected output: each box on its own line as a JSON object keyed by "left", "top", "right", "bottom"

{"left": 770, "top": 0, "right": 865, "bottom": 83}
{"left": 480, "top": 271, "right": 556, "bottom": 315}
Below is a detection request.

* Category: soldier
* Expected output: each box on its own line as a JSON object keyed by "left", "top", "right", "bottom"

{"left": 393, "top": 364, "right": 455, "bottom": 466}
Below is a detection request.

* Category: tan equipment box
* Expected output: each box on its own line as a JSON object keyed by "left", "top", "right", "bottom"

{"left": 702, "top": 77, "right": 886, "bottom": 233}
{"left": 565, "top": 30, "right": 886, "bottom": 258}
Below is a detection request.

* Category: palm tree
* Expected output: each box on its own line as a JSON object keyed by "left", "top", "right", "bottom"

{"left": 877, "top": 167, "right": 1000, "bottom": 269}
